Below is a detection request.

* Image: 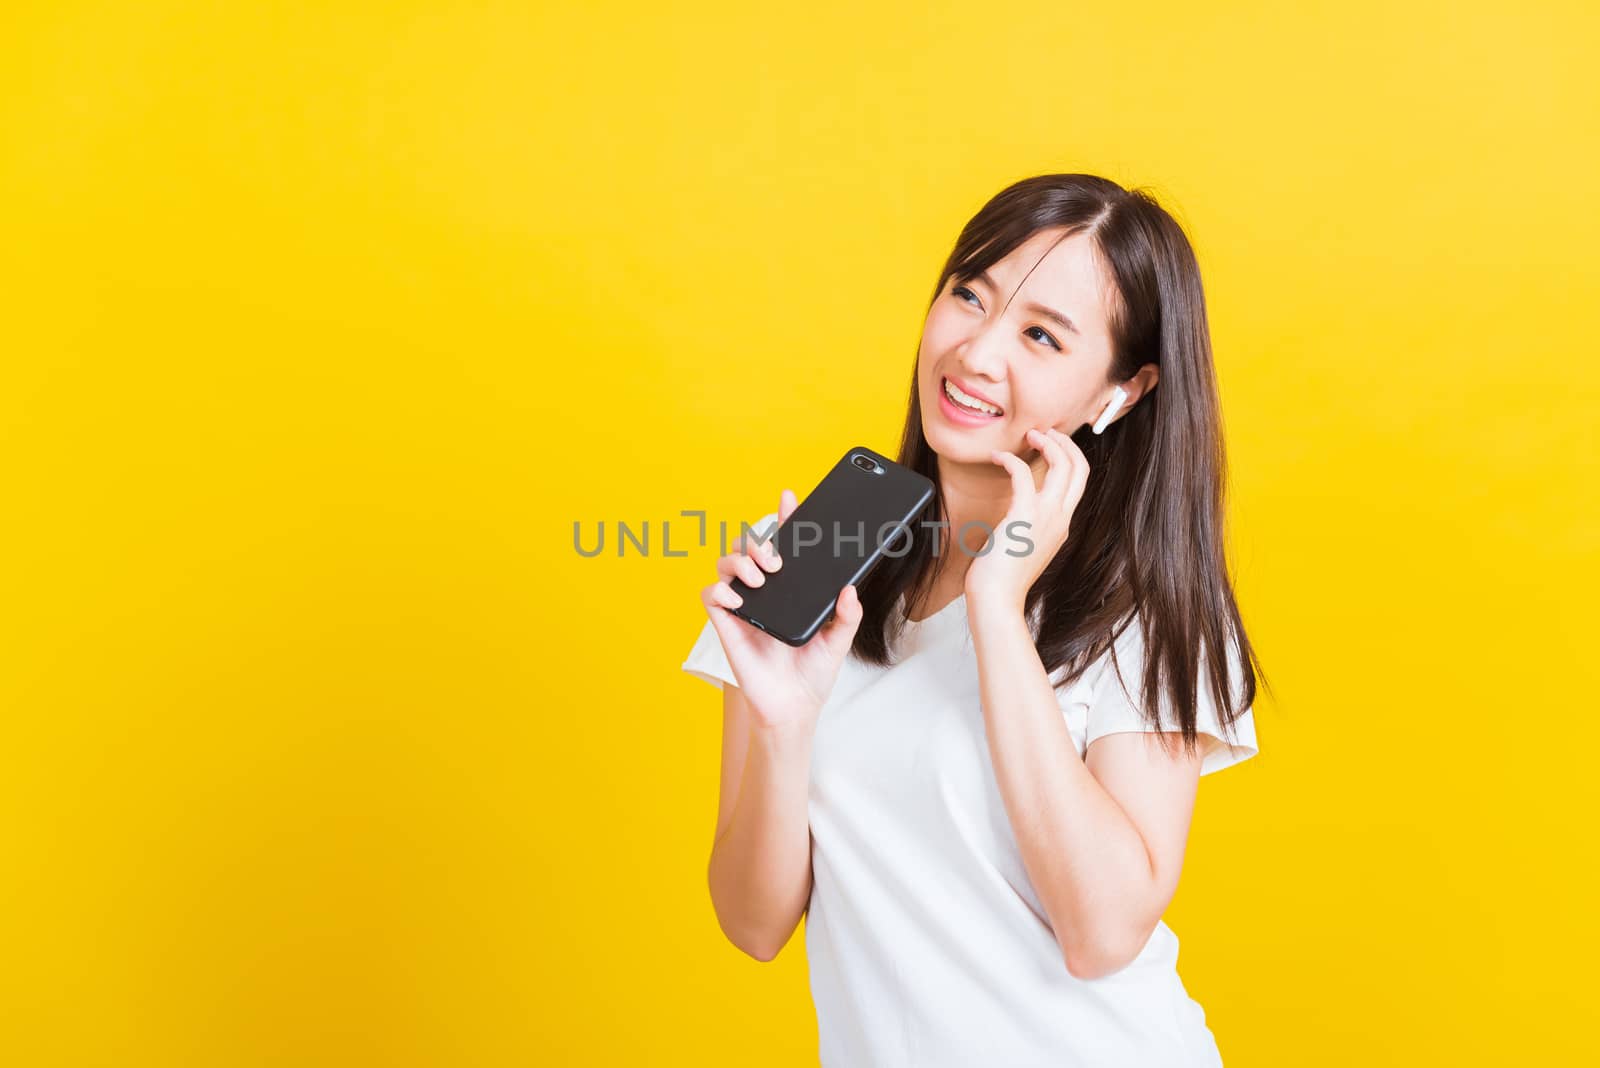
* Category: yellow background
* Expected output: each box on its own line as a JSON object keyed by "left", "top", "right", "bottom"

{"left": 3, "top": 2, "right": 1596, "bottom": 1064}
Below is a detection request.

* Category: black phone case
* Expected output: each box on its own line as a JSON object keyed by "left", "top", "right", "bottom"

{"left": 729, "top": 445, "right": 935, "bottom": 647}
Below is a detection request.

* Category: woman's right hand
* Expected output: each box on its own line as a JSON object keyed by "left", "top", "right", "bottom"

{"left": 700, "top": 489, "right": 866, "bottom": 732}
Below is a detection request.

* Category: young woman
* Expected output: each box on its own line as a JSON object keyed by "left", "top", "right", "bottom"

{"left": 681, "top": 173, "right": 1264, "bottom": 1067}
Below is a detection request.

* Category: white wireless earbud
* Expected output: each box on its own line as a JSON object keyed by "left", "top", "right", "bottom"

{"left": 1090, "top": 386, "right": 1129, "bottom": 435}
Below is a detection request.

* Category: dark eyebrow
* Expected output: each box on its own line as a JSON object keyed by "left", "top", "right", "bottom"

{"left": 974, "top": 269, "right": 1080, "bottom": 337}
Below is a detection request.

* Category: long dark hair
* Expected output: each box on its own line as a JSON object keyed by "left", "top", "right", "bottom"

{"left": 852, "top": 173, "right": 1266, "bottom": 757}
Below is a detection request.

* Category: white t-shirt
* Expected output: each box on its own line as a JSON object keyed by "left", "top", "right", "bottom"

{"left": 682, "top": 512, "right": 1259, "bottom": 1067}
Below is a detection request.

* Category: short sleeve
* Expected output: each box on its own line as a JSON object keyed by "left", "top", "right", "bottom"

{"left": 678, "top": 510, "right": 782, "bottom": 693}
{"left": 681, "top": 617, "right": 738, "bottom": 690}
{"left": 1084, "top": 617, "right": 1260, "bottom": 776}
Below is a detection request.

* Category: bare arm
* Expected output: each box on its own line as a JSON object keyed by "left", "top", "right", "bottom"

{"left": 969, "top": 426, "right": 1205, "bottom": 980}
{"left": 706, "top": 682, "right": 814, "bottom": 961}
{"left": 697, "top": 490, "right": 864, "bottom": 962}
{"left": 969, "top": 601, "right": 1203, "bottom": 980}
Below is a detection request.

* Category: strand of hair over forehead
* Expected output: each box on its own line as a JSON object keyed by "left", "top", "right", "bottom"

{"left": 996, "top": 204, "right": 1117, "bottom": 320}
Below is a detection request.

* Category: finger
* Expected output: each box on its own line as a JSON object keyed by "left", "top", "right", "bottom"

{"left": 1019, "top": 444, "right": 1049, "bottom": 492}
{"left": 989, "top": 449, "right": 1036, "bottom": 517}
{"left": 1048, "top": 426, "right": 1088, "bottom": 469}
{"left": 732, "top": 553, "right": 765, "bottom": 588}
{"left": 750, "top": 535, "right": 782, "bottom": 573}
{"left": 779, "top": 488, "right": 799, "bottom": 525}
{"left": 815, "top": 583, "right": 857, "bottom": 638}
{"left": 705, "top": 594, "right": 760, "bottom": 663}
{"left": 717, "top": 550, "right": 762, "bottom": 581}
{"left": 703, "top": 579, "right": 743, "bottom": 611}
{"left": 1027, "top": 427, "right": 1070, "bottom": 502}
{"left": 1048, "top": 428, "right": 1091, "bottom": 506}
{"left": 838, "top": 582, "right": 863, "bottom": 626}
{"left": 817, "top": 584, "right": 864, "bottom": 656}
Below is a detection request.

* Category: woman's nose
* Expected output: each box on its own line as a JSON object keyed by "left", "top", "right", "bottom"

{"left": 956, "top": 337, "right": 1008, "bottom": 383}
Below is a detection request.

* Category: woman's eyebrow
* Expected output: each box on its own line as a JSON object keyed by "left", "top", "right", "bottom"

{"left": 975, "top": 269, "right": 1080, "bottom": 336}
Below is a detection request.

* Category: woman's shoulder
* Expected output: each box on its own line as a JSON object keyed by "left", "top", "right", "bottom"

{"left": 1044, "top": 608, "right": 1250, "bottom": 711}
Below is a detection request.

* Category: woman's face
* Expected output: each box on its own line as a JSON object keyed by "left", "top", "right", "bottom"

{"left": 917, "top": 227, "right": 1122, "bottom": 464}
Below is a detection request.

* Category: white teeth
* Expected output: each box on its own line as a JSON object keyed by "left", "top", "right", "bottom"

{"left": 943, "top": 378, "right": 1001, "bottom": 416}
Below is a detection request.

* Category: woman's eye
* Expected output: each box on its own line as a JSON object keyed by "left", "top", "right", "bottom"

{"left": 1025, "top": 325, "right": 1062, "bottom": 351}
{"left": 953, "top": 285, "right": 1060, "bottom": 351}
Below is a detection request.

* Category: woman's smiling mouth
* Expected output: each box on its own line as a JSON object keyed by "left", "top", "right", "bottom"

{"left": 939, "top": 376, "right": 1006, "bottom": 424}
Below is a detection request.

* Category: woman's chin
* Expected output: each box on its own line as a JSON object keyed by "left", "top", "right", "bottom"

{"left": 925, "top": 419, "right": 1011, "bottom": 463}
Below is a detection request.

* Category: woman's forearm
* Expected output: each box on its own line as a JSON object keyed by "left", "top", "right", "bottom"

{"left": 706, "top": 718, "right": 815, "bottom": 961}
{"left": 967, "top": 599, "right": 1161, "bottom": 978}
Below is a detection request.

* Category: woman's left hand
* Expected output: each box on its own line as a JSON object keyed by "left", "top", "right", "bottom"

{"left": 964, "top": 427, "right": 1091, "bottom": 617}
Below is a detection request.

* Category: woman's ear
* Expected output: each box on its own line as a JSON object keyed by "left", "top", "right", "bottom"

{"left": 1113, "top": 363, "right": 1160, "bottom": 421}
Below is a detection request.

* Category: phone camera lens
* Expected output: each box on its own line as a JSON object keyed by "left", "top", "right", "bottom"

{"left": 853, "top": 455, "right": 872, "bottom": 470}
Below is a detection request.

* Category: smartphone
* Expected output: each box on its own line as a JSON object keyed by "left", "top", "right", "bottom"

{"left": 729, "top": 445, "right": 935, "bottom": 647}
